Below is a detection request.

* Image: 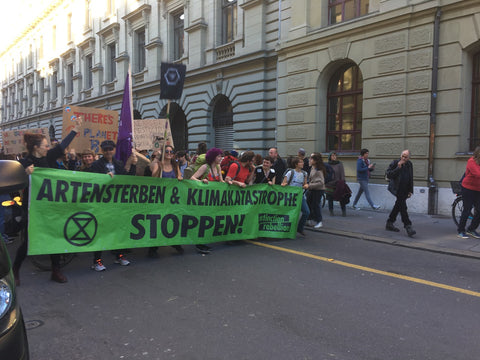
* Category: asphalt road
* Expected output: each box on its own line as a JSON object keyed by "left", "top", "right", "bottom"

{"left": 11, "top": 231, "right": 480, "bottom": 360}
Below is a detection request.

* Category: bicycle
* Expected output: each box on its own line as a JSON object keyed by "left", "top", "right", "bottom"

{"left": 450, "top": 181, "right": 476, "bottom": 227}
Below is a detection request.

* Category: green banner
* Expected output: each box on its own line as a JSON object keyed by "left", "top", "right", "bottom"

{"left": 27, "top": 168, "right": 302, "bottom": 255}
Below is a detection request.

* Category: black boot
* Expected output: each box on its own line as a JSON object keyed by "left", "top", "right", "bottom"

{"left": 405, "top": 225, "right": 416, "bottom": 237}
{"left": 386, "top": 221, "right": 400, "bottom": 232}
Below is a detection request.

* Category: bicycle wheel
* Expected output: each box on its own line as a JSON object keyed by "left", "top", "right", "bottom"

{"left": 321, "top": 192, "right": 326, "bottom": 208}
{"left": 30, "top": 253, "right": 76, "bottom": 271}
{"left": 452, "top": 197, "right": 465, "bottom": 227}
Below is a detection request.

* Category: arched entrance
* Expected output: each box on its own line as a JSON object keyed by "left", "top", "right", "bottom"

{"left": 211, "top": 95, "right": 233, "bottom": 151}
{"left": 160, "top": 102, "right": 188, "bottom": 151}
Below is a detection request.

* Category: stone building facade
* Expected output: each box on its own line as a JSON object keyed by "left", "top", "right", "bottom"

{"left": 1, "top": 0, "right": 480, "bottom": 216}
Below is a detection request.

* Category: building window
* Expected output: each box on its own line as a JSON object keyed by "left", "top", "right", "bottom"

{"left": 135, "top": 29, "right": 146, "bottom": 73}
{"left": 222, "top": 0, "right": 237, "bottom": 44}
{"left": 39, "top": 36, "right": 44, "bottom": 60}
{"left": 51, "top": 71, "right": 57, "bottom": 100}
{"left": 173, "top": 12, "right": 184, "bottom": 60}
{"left": 326, "top": 64, "right": 363, "bottom": 152}
{"left": 67, "top": 13, "right": 72, "bottom": 42}
{"left": 471, "top": 52, "right": 480, "bottom": 150}
{"left": 329, "top": 0, "right": 369, "bottom": 25}
{"left": 85, "top": 0, "right": 91, "bottom": 29}
{"left": 39, "top": 78, "right": 45, "bottom": 106}
{"left": 213, "top": 95, "right": 234, "bottom": 151}
{"left": 107, "top": 0, "right": 115, "bottom": 16}
{"left": 66, "top": 63, "right": 74, "bottom": 95}
{"left": 52, "top": 26, "right": 56, "bottom": 52}
{"left": 85, "top": 54, "right": 93, "bottom": 89}
{"left": 107, "top": 43, "right": 116, "bottom": 82}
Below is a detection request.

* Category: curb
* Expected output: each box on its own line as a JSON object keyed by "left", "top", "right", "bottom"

{"left": 308, "top": 227, "right": 480, "bottom": 260}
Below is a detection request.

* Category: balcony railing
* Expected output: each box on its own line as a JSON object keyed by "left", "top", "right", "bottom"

{"left": 215, "top": 42, "right": 235, "bottom": 62}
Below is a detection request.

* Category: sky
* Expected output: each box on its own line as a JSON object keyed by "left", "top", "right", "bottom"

{"left": 0, "top": 0, "right": 52, "bottom": 52}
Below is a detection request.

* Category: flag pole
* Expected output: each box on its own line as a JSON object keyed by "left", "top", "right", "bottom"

{"left": 160, "top": 99, "right": 171, "bottom": 178}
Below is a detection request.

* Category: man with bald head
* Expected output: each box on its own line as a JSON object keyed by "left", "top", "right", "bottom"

{"left": 385, "top": 149, "right": 415, "bottom": 237}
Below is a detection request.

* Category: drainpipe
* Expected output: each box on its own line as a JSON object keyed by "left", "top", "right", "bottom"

{"left": 428, "top": 8, "right": 441, "bottom": 215}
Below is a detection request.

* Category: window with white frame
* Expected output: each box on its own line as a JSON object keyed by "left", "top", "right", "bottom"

{"left": 38, "top": 77, "right": 45, "bottom": 106}
{"left": 51, "top": 71, "right": 57, "bottom": 100}
{"left": 222, "top": 0, "right": 237, "bottom": 44}
{"left": 173, "top": 12, "right": 184, "bottom": 60}
{"left": 134, "top": 29, "right": 146, "bottom": 73}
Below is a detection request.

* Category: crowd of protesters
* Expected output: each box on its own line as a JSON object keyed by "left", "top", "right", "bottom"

{"left": 1, "top": 123, "right": 372, "bottom": 284}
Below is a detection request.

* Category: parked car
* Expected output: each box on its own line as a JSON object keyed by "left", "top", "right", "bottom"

{"left": 0, "top": 160, "right": 29, "bottom": 359}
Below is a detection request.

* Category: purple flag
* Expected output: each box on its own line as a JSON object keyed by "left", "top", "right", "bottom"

{"left": 117, "top": 68, "right": 134, "bottom": 164}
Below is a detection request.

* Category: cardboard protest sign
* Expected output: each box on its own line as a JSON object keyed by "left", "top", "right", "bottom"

{"left": 62, "top": 105, "right": 118, "bottom": 154}
{"left": 27, "top": 168, "right": 302, "bottom": 255}
{"left": 134, "top": 118, "right": 174, "bottom": 151}
{"left": 2, "top": 128, "right": 50, "bottom": 154}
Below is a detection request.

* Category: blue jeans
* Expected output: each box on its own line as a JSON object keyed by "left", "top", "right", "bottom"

{"left": 353, "top": 179, "right": 374, "bottom": 208}
{"left": 297, "top": 196, "right": 310, "bottom": 233}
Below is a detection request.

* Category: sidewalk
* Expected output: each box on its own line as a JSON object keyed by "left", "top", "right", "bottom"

{"left": 310, "top": 205, "right": 480, "bottom": 259}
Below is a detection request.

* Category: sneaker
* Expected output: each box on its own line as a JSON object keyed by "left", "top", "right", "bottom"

{"left": 405, "top": 225, "right": 416, "bottom": 237}
{"left": 457, "top": 232, "right": 469, "bottom": 239}
{"left": 372, "top": 205, "right": 381, "bottom": 210}
{"left": 314, "top": 221, "right": 323, "bottom": 229}
{"left": 92, "top": 259, "right": 106, "bottom": 271}
{"left": 466, "top": 230, "right": 480, "bottom": 239}
{"left": 352, "top": 205, "right": 361, "bottom": 211}
{"left": 115, "top": 254, "right": 130, "bottom": 266}
{"left": 196, "top": 244, "right": 211, "bottom": 254}
{"left": 306, "top": 220, "right": 315, "bottom": 227}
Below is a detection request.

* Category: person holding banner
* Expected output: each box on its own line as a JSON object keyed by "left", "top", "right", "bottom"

{"left": 148, "top": 145, "right": 184, "bottom": 257}
{"left": 13, "top": 116, "right": 83, "bottom": 285}
{"left": 88, "top": 140, "right": 137, "bottom": 271}
{"left": 225, "top": 151, "right": 255, "bottom": 187}
{"left": 190, "top": 147, "right": 224, "bottom": 254}
{"left": 191, "top": 147, "right": 224, "bottom": 183}
{"left": 282, "top": 157, "right": 310, "bottom": 236}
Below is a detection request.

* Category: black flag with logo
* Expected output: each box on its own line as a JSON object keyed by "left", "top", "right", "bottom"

{"left": 160, "top": 63, "right": 186, "bottom": 100}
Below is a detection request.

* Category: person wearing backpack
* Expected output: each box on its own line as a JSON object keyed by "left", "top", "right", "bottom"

{"left": 306, "top": 152, "right": 325, "bottom": 229}
{"left": 282, "top": 157, "right": 310, "bottom": 236}
{"left": 225, "top": 151, "right": 255, "bottom": 187}
{"left": 251, "top": 155, "right": 276, "bottom": 185}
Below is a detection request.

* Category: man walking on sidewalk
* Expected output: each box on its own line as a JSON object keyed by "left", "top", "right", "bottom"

{"left": 385, "top": 149, "right": 416, "bottom": 237}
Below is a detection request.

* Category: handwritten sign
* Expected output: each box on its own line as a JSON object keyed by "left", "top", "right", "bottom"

{"left": 62, "top": 105, "right": 119, "bottom": 154}
{"left": 134, "top": 118, "right": 174, "bottom": 151}
{"left": 2, "top": 128, "right": 50, "bottom": 154}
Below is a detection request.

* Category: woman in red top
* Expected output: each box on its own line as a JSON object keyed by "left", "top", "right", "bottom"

{"left": 458, "top": 146, "right": 480, "bottom": 238}
{"left": 225, "top": 151, "right": 255, "bottom": 187}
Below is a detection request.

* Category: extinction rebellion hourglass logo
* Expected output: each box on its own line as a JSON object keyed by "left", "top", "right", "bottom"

{"left": 64, "top": 212, "right": 98, "bottom": 246}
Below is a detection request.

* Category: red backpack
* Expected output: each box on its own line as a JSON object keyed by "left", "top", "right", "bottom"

{"left": 220, "top": 155, "right": 238, "bottom": 176}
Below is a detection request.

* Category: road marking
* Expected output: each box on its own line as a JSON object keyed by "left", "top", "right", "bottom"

{"left": 247, "top": 240, "right": 480, "bottom": 298}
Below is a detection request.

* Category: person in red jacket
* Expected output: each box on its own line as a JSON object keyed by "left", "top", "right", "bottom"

{"left": 457, "top": 146, "right": 480, "bottom": 239}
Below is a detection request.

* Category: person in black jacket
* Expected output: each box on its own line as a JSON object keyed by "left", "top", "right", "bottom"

{"left": 13, "top": 117, "right": 83, "bottom": 285}
{"left": 269, "top": 147, "right": 286, "bottom": 185}
{"left": 385, "top": 149, "right": 415, "bottom": 237}
{"left": 88, "top": 140, "right": 137, "bottom": 271}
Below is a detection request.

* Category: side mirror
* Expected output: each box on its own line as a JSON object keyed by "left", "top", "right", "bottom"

{"left": 0, "top": 160, "right": 28, "bottom": 194}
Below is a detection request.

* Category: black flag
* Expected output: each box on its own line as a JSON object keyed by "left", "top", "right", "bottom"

{"left": 160, "top": 63, "right": 186, "bottom": 100}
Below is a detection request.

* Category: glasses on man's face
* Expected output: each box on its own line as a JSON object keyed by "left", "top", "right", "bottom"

{"left": 103, "top": 147, "right": 114, "bottom": 152}
{"left": 165, "top": 150, "right": 174, "bottom": 154}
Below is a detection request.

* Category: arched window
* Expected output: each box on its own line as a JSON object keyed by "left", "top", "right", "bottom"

{"left": 327, "top": 64, "right": 363, "bottom": 152}
{"left": 471, "top": 51, "right": 480, "bottom": 150}
{"left": 160, "top": 103, "right": 188, "bottom": 152}
{"left": 212, "top": 95, "right": 233, "bottom": 151}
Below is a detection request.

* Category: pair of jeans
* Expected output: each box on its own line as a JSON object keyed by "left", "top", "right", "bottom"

{"left": 297, "top": 195, "right": 310, "bottom": 233}
{"left": 353, "top": 179, "right": 374, "bottom": 208}
{"left": 457, "top": 187, "right": 480, "bottom": 233}
{"left": 307, "top": 190, "right": 323, "bottom": 223}
{"left": 388, "top": 194, "right": 411, "bottom": 226}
